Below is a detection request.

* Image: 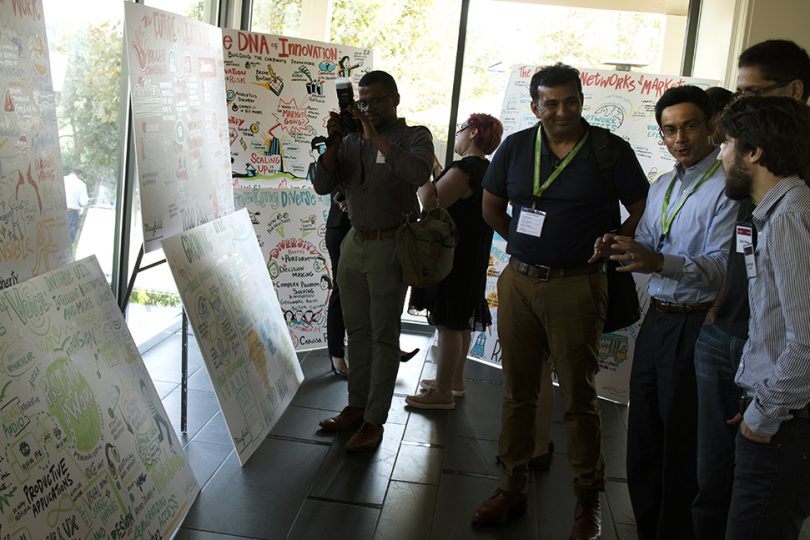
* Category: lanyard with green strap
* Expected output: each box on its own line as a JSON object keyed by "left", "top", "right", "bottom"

{"left": 532, "top": 126, "right": 590, "bottom": 202}
{"left": 656, "top": 160, "right": 721, "bottom": 251}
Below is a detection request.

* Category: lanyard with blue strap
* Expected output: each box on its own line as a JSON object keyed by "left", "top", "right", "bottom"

{"left": 656, "top": 160, "right": 721, "bottom": 251}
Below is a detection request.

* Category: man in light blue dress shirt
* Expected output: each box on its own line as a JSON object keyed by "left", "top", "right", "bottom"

{"left": 593, "top": 85, "right": 737, "bottom": 539}
{"left": 718, "top": 96, "right": 810, "bottom": 540}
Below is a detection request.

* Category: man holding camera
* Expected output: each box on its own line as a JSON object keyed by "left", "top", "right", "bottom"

{"left": 311, "top": 70, "right": 434, "bottom": 451}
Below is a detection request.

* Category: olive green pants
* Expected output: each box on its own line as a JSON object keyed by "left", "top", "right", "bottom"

{"left": 337, "top": 229, "right": 407, "bottom": 426}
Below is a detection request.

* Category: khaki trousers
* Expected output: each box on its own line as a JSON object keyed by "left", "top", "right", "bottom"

{"left": 496, "top": 265, "right": 607, "bottom": 498}
{"left": 337, "top": 229, "right": 407, "bottom": 426}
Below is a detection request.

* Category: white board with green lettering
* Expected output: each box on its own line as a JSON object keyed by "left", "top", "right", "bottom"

{"left": 161, "top": 209, "right": 303, "bottom": 465}
{"left": 0, "top": 256, "right": 199, "bottom": 539}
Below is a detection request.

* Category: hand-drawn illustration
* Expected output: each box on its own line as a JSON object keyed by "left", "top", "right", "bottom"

{"left": 161, "top": 209, "right": 303, "bottom": 465}
{"left": 124, "top": 4, "right": 235, "bottom": 252}
{"left": 0, "top": 256, "right": 199, "bottom": 539}
{"left": 234, "top": 187, "right": 331, "bottom": 351}
{"left": 0, "top": 0, "right": 72, "bottom": 286}
{"left": 499, "top": 65, "right": 716, "bottom": 183}
{"left": 222, "top": 29, "right": 372, "bottom": 187}
{"left": 469, "top": 65, "right": 715, "bottom": 403}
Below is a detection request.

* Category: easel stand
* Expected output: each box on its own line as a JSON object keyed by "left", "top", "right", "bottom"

{"left": 119, "top": 245, "right": 190, "bottom": 434}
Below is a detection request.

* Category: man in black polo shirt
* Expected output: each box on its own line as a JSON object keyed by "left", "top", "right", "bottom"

{"left": 692, "top": 40, "right": 810, "bottom": 540}
{"left": 472, "top": 63, "right": 648, "bottom": 539}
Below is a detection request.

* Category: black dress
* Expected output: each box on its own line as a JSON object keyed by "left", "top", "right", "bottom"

{"left": 410, "top": 156, "right": 493, "bottom": 331}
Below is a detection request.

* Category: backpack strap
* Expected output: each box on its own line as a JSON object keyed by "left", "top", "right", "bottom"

{"left": 588, "top": 125, "right": 622, "bottom": 229}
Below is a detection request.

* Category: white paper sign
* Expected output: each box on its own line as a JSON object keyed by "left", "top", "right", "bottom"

{"left": 0, "top": 0, "right": 72, "bottom": 286}
{"left": 222, "top": 29, "right": 373, "bottom": 187}
{"left": 0, "top": 256, "right": 199, "bottom": 539}
{"left": 124, "top": 4, "right": 234, "bottom": 252}
{"left": 234, "top": 187, "right": 332, "bottom": 351}
{"left": 161, "top": 209, "right": 303, "bottom": 465}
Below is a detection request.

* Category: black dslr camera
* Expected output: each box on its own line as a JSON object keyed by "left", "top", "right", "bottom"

{"left": 335, "top": 78, "right": 362, "bottom": 134}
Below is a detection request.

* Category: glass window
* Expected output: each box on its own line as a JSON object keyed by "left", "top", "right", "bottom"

{"left": 44, "top": 0, "right": 125, "bottom": 282}
{"left": 125, "top": 0, "right": 219, "bottom": 348}
{"left": 457, "top": 1, "right": 670, "bottom": 134}
{"left": 251, "top": 0, "right": 303, "bottom": 36}
{"left": 146, "top": 0, "right": 214, "bottom": 22}
{"left": 250, "top": 0, "right": 462, "bottom": 164}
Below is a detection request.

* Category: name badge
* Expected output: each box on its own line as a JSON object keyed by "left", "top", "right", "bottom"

{"left": 516, "top": 207, "right": 546, "bottom": 237}
{"left": 744, "top": 244, "right": 757, "bottom": 279}
{"left": 376, "top": 150, "right": 386, "bottom": 164}
{"left": 736, "top": 225, "right": 753, "bottom": 253}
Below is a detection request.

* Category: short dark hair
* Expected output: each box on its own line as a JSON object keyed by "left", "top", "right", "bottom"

{"left": 706, "top": 86, "right": 734, "bottom": 114}
{"left": 718, "top": 96, "right": 810, "bottom": 178}
{"left": 465, "top": 113, "right": 503, "bottom": 155}
{"left": 738, "top": 40, "right": 810, "bottom": 101}
{"left": 310, "top": 135, "right": 327, "bottom": 149}
{"left": 654, "top": 85, "right": 713, "bottom": 126}
{"left": 358, "top": 70, "right": 398, "bottom": 95}
{"left": 529, "top": 63, "right": 582, "bottom": 103}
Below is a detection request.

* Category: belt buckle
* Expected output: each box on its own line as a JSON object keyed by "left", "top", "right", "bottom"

{"left": 534, "top": 264, "right": 550, "bottom": 281}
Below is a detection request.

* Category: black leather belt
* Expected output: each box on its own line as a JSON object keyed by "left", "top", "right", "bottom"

{"left": 354, "top": 227, "right": 397, "bottom": 240}
{"left": 651, "top": 298, "right": 713, "bottom": 313}
{"left": 508, "top": 257, "right": 605, "bottom": 282}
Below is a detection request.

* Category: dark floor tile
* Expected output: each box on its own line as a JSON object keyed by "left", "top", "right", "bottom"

{"left": 292, "top": 352, "right": 351, "bottom": 412}
{"left": 182, "top": 440, "right": 233, "bottom": 488}
{"left": 375, "top": 481, "right": 437, "bottom": 540}
{"left": 599, "top": 491, "right": 619, "bottom": 540}
{"left": 431, "top": 473, "right": 537, "bottom": 540}
{"left": 442, "top": 436, "right": 499, "bottom": 478}
{"left": 175, "top": 528, "right": 264, "bottom": 539}
{"left": 597, "top": 375, "right": 629, "bottom": 483}
{"left": 616, "top": 522, "right": 640, "bottom": 540}
{"left": 153, "top": 379, "right": 179, "bottom": 400}
{"left": 287, "top": 500, "right": 378, "bottom": 540}
{"left": 392, "top": 444, "right": 443, "bottom": 485}
{"left": 394, "top": 333, "right": 434, "bottom": 395}
{"left": 603, "top": 430, "right": 628, "bottom": 480}
{"left": 600, "top": 401, "right": 628, "bottom": 439}
{"left": 191, "top": 411, "right": 232, "bottom": 446}
{"left": 142, "top": 332, "right": 205, "bottom": 384}
{"left": 309, "top": 423, "right": 405, "bottom": 506}
{"left": 182, "top": 438, "right": 328, "bottom": 539}
{"left": 605, "top": 480, "right": 634, "bottom": 526}
{"left": 187, "top": 365, "right": 213, "bottom": 392}
{"left": 385, "top": 395, "right": 410, "bottom": 426}
{"left": 269, "top": 404, "right": 337, "bottom": 443}
{"left": 447, "top": 381, "right": 504, "bottom": 442}
{"left": 164, "top": 387, "right": 221, "bottom": 444}
{"left": 415, "top": 362, "right": 437, "bottom": 393}
{"left": 464, "top": 359, "right": 504, "bottom": 385}
{"left": 403, "top": 408, "right": 450, "bottom": 446}
{"left": 532, "top": 458, "right": 577, "bottom": 538}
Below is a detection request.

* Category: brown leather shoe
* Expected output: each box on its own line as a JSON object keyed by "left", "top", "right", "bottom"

{"left": 472, "top": 489, "right": 527, "bottom": 525}
{"left": 344, "top": 422, "right": 383, "bottom": 452}
{"left": 570, "top": 495, "right": 601, "bottom": 540}
{"left": 318, "top": 406, "right": 364, "bottom": 432}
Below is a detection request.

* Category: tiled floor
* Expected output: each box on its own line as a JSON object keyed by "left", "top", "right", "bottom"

{"left": 142, "top": 328, "right": 697, "bottom": 539}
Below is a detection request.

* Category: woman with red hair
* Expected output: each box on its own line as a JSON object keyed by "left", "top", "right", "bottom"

{"left": 407, "top": 113, "right": 503, "bottom": 409}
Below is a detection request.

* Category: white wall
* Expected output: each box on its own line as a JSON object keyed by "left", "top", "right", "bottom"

{"left": 694, "top": 0, "right": 810, "bottom": 89}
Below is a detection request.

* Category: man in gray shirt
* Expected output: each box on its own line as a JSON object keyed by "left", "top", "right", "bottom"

{"left": 312, "top": 70, "right": 433, "bottom": 451}
{"left": 718, "top": 96, "right": 810, "bottom": 540}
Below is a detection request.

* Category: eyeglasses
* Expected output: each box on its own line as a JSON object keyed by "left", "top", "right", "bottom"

{"left": 354, "top": 94, "right": 392, "bottom": 111}
{"left": 658, "top": 118, "right": 707, "bottom": 139}
{"left": 733, "top": 80, "right": 792, "bottom": 100}
{"left": 455, "top": 123, "right": 472, "bottom": 136}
